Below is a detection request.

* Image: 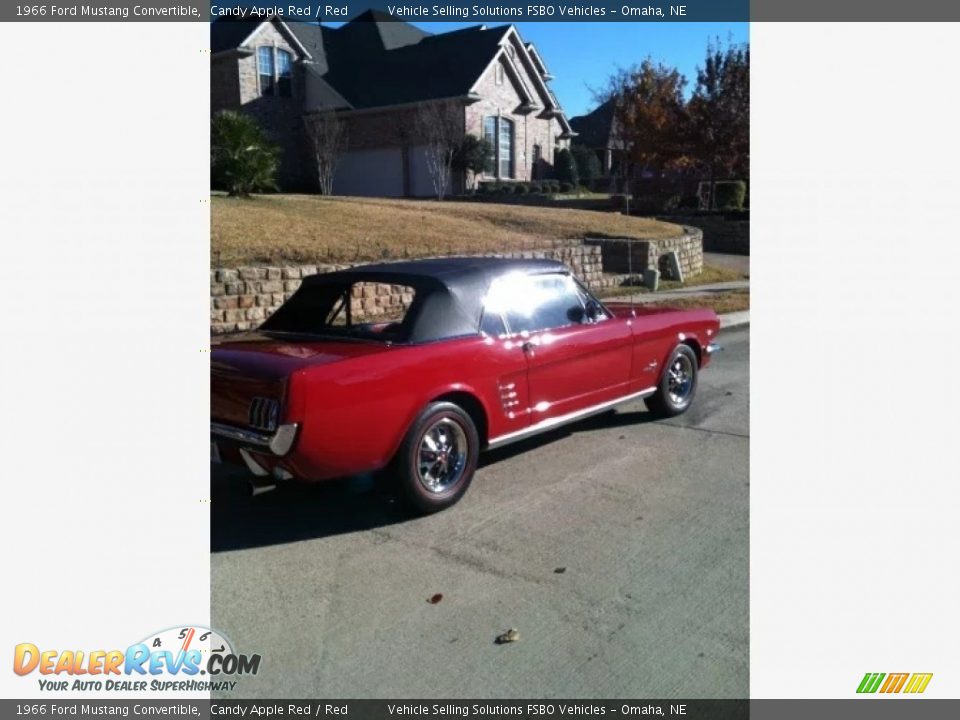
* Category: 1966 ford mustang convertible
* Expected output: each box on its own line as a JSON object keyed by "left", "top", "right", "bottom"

{"left": 211, "top": 257, "right": 721, "bottom": 513}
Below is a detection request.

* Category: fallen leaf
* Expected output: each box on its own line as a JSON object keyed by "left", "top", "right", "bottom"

{"left": 554, "top": 567, "right": 567, "bottom": 574}
{"left": 496, "top": 628, "right": 520, "bottom": 644}
{"left": 428, "top": 593, "right": 443, "bottom": 604}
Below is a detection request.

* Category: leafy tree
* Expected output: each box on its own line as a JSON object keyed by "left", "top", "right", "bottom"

{"left": 688, "top": 39, "right": 750, "bottom": 180}
{"left": 571, "top": 146, "right": 602, "bottom": 188}
{"left": 554, "top": 147, "right": 579, "bottom": 189}
{"left": 211, "top": 111, "right": 279, "bottom": 197}
{"left": 598, "top": 59, "right": 690, "bottom": 178}
{"left": 452, "top": 134, "right": 493, "bottom": 191}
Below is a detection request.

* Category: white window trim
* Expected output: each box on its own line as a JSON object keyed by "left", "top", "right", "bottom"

{"left": 256, "top": 44, "right": 294, "bottom": 98}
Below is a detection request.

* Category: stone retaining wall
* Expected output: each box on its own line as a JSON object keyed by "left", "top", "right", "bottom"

{"left": 587, "top": 227, "right": 704, "bottom": 279}
{"left": 210, "top": 233, "right": 703, "bottom": 334}
{"left": 211, "top": 242, "right": 605, "bottom": 335}
{"left": 660, "top": 213, "right": 749, "bottom": 255}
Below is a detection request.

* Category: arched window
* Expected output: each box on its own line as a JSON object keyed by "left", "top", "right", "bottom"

{"left": 498, "top": 118, "right": 514, "bottom": 179}
{"left": 257, "top": 47, "right": 293, "bottom": 98}
{"left": 482, "top": 116, "right": 514, "bottom": 180}
{"left": 483, "top": 117, "right": 497, "bottom": 175}
{"left": 276, "top": 49, "right": 292, "bottom": 97}
{"left": 257, "top": 47, "right": 274, "bottom": 96}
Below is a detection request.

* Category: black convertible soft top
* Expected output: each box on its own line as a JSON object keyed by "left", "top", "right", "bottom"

{"left": 262, "top": 256, "right": 569, "bottom": 343}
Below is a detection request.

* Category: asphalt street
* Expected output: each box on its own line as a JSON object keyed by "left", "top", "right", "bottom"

{"left": 211, "top": 325, "right": 749, "bottom": 698}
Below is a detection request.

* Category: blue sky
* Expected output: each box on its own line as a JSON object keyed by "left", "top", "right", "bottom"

{"left": 328, "top": 21, "right": 749, "bottom": 118}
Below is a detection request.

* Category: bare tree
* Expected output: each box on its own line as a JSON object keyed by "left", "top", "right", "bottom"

{"left": 304, "top": 110, "right": 348, "bottom": 196}
{"left": 414, "top": 101, "right": 462, "bottom": 200}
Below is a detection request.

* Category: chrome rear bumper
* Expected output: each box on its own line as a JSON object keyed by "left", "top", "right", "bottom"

{"left": 211, "top": 421, "right": 299, "bottom": 456}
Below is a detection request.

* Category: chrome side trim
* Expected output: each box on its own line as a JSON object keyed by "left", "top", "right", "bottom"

{"left": 211, "top": 422, "right": 300, "bottom": 457}
{"left": 487, "top": 387, "right": 657, "bottom": 449}
{"left": 211, "top": 422, "right": 271, "bottom": 447}
{"left": 706, "top": 342, "right": 722, "bottom": 355}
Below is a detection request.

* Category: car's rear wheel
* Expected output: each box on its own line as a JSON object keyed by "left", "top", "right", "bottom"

{"left": 396, "top": 402, "right": 479, "bottom": 514}
{"left": 645, "top": 344, "right": 699, "bottom": 417}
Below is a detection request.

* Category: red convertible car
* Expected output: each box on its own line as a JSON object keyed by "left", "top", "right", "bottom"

{"left": 211, "top": 257, "right": 720, "bottom": 513}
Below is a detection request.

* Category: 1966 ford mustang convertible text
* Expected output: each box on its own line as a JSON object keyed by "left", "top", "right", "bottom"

{"left": 211, "top": 257, "right": 721, "bottom": 513}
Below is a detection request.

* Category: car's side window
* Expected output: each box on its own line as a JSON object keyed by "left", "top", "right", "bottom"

{"left": 480, "top": 309, "right": 507, "bottom": 337}
{"left": 491, "top": 273, "right": 585, "bottom": 335}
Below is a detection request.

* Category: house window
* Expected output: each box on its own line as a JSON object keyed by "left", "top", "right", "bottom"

{"left": 257, "top": 47, "right": 275, "bottom": 96}
{"left": 483, "top": 117, "right": 497, "bottom": 175}
{"left": 257, "top": 46, "right": 293, "bottom": 98}
{"left": 276, "top": 49, "right": 292, "bottom": 97}
{"left": 495, "top": 63, "right": 504, "bottom": 86}
{"left": 532, "top": 144, "right": 542, "bottom": 179}
{"left": 499, "top": 118, "right": 514, "bottom": 179}
{"left": 483, "top": 116, "right": 514, "bottom": 180}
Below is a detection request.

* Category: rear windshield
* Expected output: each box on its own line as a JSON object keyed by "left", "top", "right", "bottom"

{"left": 261, "top": 281, "right": 418, "bottom": 342}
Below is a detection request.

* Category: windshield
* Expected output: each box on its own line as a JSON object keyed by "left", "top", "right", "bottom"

{"left": 261, "top": 280, "right": 419, "bottom": 342}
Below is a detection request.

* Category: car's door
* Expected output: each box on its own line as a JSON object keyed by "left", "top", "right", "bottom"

{"left": 496, "top": 272, "right": 634, "bottom": 425}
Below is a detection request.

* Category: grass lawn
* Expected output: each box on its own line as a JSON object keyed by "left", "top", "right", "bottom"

{"left": 211, "top": 193, "right": 683, "bottom": 267}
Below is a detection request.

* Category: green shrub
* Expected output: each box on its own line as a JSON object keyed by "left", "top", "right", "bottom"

{"left": 554, "top": 148, "right": 579, "bottom": 188}
{"left": 211, "top": 111, "right": 279, "bottom": 196}
{"left": 559, "top": 182, "right": 574, "bottom": 193}
{"left": 571, "top": 146, "right": 601, "bottom": 187}
{"left": 529, "top": 181, "right": 543, "bottom": 194}
{"left": 714, "top": 180, "right": 747, "bottom": 210}
{"left": 514, "top": 182, "right": 529, "bottom": 195}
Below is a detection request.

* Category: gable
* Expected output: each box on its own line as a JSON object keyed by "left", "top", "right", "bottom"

{"left": 210, "top": 17, "right": 312, "bottom": 60}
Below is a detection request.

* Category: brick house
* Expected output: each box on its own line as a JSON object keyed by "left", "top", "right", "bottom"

{"left": 211, "top": 11, "right": 576, "bottom": 195}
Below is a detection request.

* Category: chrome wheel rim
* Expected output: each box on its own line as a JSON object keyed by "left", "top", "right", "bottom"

{"left": 417, "top": 418, "right": 468, "bottom": 494}
{"left": 667, "top": 353, "right": 694, "bottom": 406}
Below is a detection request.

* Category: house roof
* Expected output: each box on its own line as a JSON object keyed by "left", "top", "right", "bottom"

{"left": 570, "top": 98, "right": 617, "bottom": 149}
{"left": 305, "top": 22, "right": 510, "bottom": 109}
{"left": 210, "top": 13, "right": 571, "bottom": 127}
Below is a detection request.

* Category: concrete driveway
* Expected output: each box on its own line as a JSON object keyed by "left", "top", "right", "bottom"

{"left": 211, "top": 326, "right": 749, "bottom": 698}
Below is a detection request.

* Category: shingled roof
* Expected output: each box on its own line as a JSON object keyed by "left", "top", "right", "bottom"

{"left": 211, "top": 12, "right": 571, "bottom": 132}
{"left": 570, "top": 98, "right": 617, "bottom": 149}
{"left": 317, "top": 24, "right": 508, "bottom": 108}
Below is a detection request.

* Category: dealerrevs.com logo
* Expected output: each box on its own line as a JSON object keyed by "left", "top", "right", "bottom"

{"left": 857, "top": 672, "right": 933, "bottom": 694}
{"left": 13, "top": 625, "right": 260, "bottom": 693}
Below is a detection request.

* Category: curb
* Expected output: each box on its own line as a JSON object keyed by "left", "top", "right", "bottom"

{"left": 719, "top": 310, "right": 750, "bottom": 329}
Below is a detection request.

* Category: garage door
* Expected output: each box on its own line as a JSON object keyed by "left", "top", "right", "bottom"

{"left": 333, "top": 148, "right": 404, "bottom": 197}
{"left": 409, "top": 145, "right": 453, "bottom": 198}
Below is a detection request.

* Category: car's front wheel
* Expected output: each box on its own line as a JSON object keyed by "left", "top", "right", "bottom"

{"left": 396, "top": 402, "right": 479, "bottom": 514}
{"left": 645, "top": 344, "right": 699, "bottom": 417}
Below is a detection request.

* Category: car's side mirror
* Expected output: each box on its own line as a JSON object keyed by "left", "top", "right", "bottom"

{"left": 567, "top": 305, "right": 586, "bottom": 323}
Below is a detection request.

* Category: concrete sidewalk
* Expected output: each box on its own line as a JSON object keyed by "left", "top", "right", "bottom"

{"left": 603, "top": 280, "right": 750, "bottom": 305}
